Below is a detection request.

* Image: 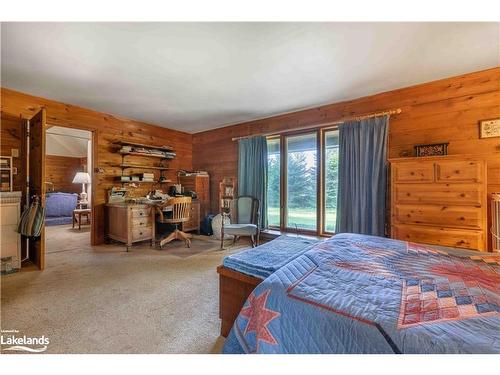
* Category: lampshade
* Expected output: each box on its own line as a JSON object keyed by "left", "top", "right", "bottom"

{"left": 72, "top": 172, "right": 91, "bottom": 184}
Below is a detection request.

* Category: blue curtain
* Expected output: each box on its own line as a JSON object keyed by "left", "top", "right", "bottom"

{"left": 335, "top": 115, "right": 389, "bottom": 236}
{"left": 238, "top": 136, "right": 268, "bottom": 229}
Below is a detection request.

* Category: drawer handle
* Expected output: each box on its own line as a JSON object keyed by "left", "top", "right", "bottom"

{"left": 139, "top": 212, "right": 143, "bottom": 216}
{"left": 139, "top": 232, "right": 143, "bottom": 236}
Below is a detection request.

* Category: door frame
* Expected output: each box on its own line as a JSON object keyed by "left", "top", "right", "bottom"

{"left": 27, "top": 108, "right": 47, "bottom": 270}
{"left": 44, "top": 123, "right": 99, "bottom": 246}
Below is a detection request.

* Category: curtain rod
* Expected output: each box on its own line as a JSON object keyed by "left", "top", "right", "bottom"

{"left": 231, "top": 108, "right": 401, "bottom": 141}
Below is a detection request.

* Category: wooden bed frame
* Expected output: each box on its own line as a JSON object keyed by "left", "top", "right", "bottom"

{"left": 217, "top": 265, "right": 263, "bottom": 337}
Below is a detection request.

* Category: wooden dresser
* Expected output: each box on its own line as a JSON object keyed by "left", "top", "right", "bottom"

{"left": 0, "top": 191, "right": 22, "bottom": 270}
{"left": 389, "top": 155, "right": 487, "bottom": 251}
{"left": 181, "top": 199, "right": 200, "bottom": 233}
{"left": 178, "top": 175, "right": 210, "bottom": 220}
{"left": 106, "top": 203, "right": 155, "bottom": 251}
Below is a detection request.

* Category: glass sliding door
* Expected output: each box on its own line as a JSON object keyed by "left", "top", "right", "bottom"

{"left": 265, "top": 129, "right": 338, "bottom": 235}
{"left": 285, "top": 132, "right": 318, "bottom": 231}
{"left": 266, "top": 137, "right": 281, "bottom": 228}
{"left": 324, "top": 130, "right": 339, "bottom": 233}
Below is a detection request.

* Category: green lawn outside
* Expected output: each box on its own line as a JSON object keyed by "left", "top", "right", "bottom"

{"left": 267, "top": 206, "right": 336, "bottom": 232}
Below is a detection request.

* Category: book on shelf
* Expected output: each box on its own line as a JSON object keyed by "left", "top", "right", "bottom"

{"left": 221, "top": 198, "right": 232, "bottom": 209}
{"left": 178, "top": 170, "right": 208, "bottom": 176}
{"left": 119, "top": 144, "right": 176, "bottom": 158}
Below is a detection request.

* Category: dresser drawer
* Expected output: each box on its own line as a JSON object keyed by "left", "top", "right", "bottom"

{"left": 1, "top": 224, "right": 20, "bottom": 245}
{"left": 435, "top": 160, "right": 484, "bottom": 183}
{"left": 393, "top": 162, "right": 434, "bottom": 183}
{"left": 0, "top": 241, "right": 20, "bottom": 258}
{"left": 132, "top": 227, "right": 152, "bottom": 241}
{"left": 393, "top": 184, "right": 483, "bottom": 206}
{"left": 394, "top": 204, "right": 482, "bottom": 229}
{"left": 132, "top": 217, "right": 151, "bottom": 227}
{"left": 131, "top": 208, "right": 151, "bottom": 218}
{"left": 1, "top": 204, "right": 20, "bottom": 225}
{"left": 392, "top": 224, "right": 485, "bottom": 251}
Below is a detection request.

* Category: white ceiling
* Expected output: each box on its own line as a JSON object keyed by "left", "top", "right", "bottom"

{"left": 1, "top": 22, "right": 499, "bottom": 133}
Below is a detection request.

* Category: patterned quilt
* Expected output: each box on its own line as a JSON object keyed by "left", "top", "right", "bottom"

{"left": 223, "top": 233, "right": 500, "bottom": 354}
{"left": 223, "top": 235, "right": 321, "bottom": 279}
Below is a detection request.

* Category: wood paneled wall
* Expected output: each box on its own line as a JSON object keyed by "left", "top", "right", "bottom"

{"left": 45, "top": 155, "right": 86, "bottom": 193}
{"left": 0, "top": 113, "right": 25, "bottom": 191}
{"left": 2, "top": 68, "right": 499, "bottom": 248}
{"left": 192, "top": 68, "right": 500, "bottom": 249}
{"left": 1, "top": 88, "right": 193, "bottom": 245}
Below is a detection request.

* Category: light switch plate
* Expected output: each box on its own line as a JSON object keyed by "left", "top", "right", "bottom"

{"left": 11, "top": 148, "right": 19, "bottom": 157}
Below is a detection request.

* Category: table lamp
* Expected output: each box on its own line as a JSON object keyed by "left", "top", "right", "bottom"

{"left": 72, "top": 172, "right": 91, "bottom": 205}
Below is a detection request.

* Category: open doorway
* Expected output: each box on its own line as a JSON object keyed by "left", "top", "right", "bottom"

{"left": 44, "top": 126, "right": 93, "bottom": 255}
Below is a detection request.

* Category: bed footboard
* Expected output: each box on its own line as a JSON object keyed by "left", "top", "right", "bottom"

{"left": 217, "top": 265, "right": 262, "bottom": 337}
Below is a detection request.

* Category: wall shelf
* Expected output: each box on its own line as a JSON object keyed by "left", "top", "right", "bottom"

{"left": 112, "top": 140, "right": 176, "bottom": 187}
{"left": 117, "top": 180, "right": 172, "bottom": 184}
{"left": 219, "top": 177, "right": 237, "bottom": 213}
{"left": 116, "top": 140, "right": 173, "bottom": 152}
{"left": 118, "top": 151, "right": 174, "bottom": 159}
{"left": 113, "top": 163, "right": 172, "bottom": 171}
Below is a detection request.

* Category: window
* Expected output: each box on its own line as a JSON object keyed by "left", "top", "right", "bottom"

{"left": 266, "top": 138, "right": 280, "bottom": 227}
{"left": 266, "top": 128, "right": 339, "bottom": 236}
{"left": 324, "top": 130, "right": 339, "bottom": 232}
{"left": 285, "top": 133, "right": 318, "bottom": 231}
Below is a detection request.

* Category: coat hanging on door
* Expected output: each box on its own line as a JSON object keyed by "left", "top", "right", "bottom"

{"left": 17, "top": 195, "right": 45, "bottom": 237}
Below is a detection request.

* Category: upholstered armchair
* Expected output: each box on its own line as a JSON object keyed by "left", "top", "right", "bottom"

{"left": 220, "top": 196, "right": 260, "bottom": 249}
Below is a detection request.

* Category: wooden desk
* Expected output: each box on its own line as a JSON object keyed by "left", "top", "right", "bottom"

{"left": 105, "top": 199, "right": 200, "bottom": 251}
{"left": 106, "top": 203, "right": 155, "bottom": 251}
{"left": 158, "top": 199, "right": 200, "bottom": 233}
{"left": 181, "top": 199, "right": 200, "bottom": 233}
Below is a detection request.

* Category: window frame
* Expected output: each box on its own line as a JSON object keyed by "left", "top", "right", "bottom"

{"left": 321, "top": 127, "right": 340, "bottom": 236}
{"left": 266, "top": 125, "right": 339, "bottom": 237}
{"left": 266, "top": 135, "right": 281, "bottom": 230}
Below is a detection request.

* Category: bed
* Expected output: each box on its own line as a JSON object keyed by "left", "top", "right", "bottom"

{"left": 45, "top": 192, "right": 79, "bottom": 226}
{"left": 222, "top": 233, "right": 500, "bottom": 354}
{"left": 218, "top": 236, "right": 320, "bottom": 336}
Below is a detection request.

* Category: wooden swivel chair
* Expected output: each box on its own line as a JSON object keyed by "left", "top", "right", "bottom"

{"left": 155, "top": 196, "right": 192, "bottom": 248}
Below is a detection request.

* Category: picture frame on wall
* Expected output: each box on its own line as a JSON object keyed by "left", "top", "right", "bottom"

{"left": 414, "top": 143, "right": 449, "bottom": 157}
{"left": 479, "top": 118, "right": 500, "bottom": 139}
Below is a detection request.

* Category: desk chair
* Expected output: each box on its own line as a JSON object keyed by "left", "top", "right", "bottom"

{"left": 155, "top": 197, "right": 192, "bottom": 248}
{"left": 221, "top": 196, "right": 260, "bottom": 249}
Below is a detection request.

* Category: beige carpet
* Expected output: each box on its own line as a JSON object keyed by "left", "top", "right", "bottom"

{"left": 1, "top": 225, "right": 248, "bottom": 353}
